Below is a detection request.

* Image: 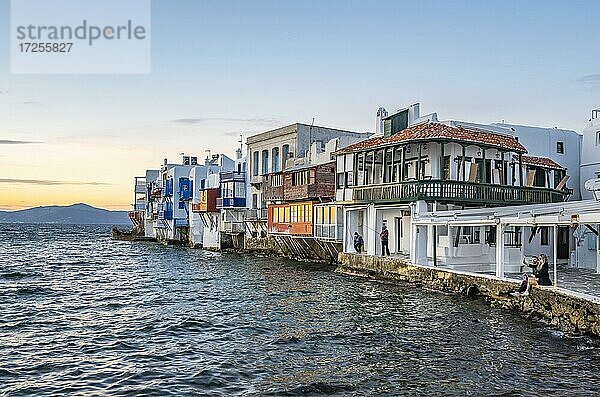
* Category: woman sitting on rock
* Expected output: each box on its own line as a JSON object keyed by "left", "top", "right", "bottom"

{"left": 511, "top": 255, "right": 552, "bottom": 297}
{"left": 536, "top": 254, "right": 552, "bottom": 286}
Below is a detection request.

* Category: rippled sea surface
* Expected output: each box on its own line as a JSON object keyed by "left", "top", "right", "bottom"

{"left": 2, "top": 223, "right": 600, "bottom": 396}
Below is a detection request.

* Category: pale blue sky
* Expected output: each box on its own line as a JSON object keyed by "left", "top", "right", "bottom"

{"left": 1, "top": 0, "right": 600, "bottom": 209}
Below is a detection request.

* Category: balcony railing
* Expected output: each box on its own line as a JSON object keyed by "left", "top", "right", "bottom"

{"left": 352, "top": 180, "right": 569, "bottom": 205}
{"left": 220, "top": 171, "right": 246, "bottom": 182}
{"left": 222, "top": 221, "right": 245, "bottom": 233}
{"left": 244, "top": 208, "right": 268, "bottom": 221}
{"left": 217, "top": 197, "right": 247, "bottom": 208}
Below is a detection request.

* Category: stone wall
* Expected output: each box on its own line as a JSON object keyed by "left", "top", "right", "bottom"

{"left": 337, "top": 253, "right": 600, "bottom": 337}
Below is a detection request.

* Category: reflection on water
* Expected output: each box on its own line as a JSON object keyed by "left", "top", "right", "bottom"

{"left": 1, "top": 224, "right": 600, "bottom": 396}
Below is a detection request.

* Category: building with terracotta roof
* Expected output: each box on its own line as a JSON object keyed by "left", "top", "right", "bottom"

{"left": 336, "top": 104, "right": 572, "bottom": 257}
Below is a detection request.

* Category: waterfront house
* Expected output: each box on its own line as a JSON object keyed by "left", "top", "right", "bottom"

{"left": 245, "top": 123, "right": 372, "bottom": 250}
{"left": 128, "top": 169, "right": 159, "bottom": 238}
{"left": 190, "top": 153, "right": 235, "bottom": 249}
{"left": 335, "top": 105, "right": 571, "bottom": 260}
{"left": 152, "top": 157, "right": 199, "bottom": 243}
{"left": 217, "top": 149, "right": 248, "bottom": 249}
{"left": 265, "top": 161, "right": 336, "bottom": 235}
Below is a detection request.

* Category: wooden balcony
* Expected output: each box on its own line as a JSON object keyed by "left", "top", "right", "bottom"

{"left": 351, "top": 180, "right": 569, "bottom": 206}
{"left": 192, "top": 188, "right": 218, "bottom": 212}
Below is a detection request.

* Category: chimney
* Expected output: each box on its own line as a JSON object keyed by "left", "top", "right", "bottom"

{"left": 376, "top": 107, "right": 388, "bottom": 135}
{"left": 408, "top": 103, "right": 420, "bottom": 126}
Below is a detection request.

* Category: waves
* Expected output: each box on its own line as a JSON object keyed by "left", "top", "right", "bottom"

{"left": 1, "top": 223, "right": 600, "bottom": 396}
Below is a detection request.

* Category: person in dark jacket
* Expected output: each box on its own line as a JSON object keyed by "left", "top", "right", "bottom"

{"left": 536, "top": 254, "right": 552, "bottom": 286}
{"left": 353, "top": 232, "right": 364, "bottom": 253}
{"left": 380, "top": 225, "right": 390, "bottom": 256}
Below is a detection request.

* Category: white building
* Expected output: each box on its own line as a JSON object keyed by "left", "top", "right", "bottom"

{"left": 581, "top": 109, "right": 600, "bottom": 201}
{"left": 412, "top": 199, "right": 600, "bottom": 276}
{"left": 189, "top": 154, "right": 235, "bottom": 249}
{"left": 336, "top": 104, "right": 572, "bottom": 260}
{"left": 244, "top": 123, "right": 372, "bottom": 247}
{"left": 246, "top": 123, "right": 372, "bottom": 211}
{"left": 151, "top": 158, "right": 197, "bottom": 243}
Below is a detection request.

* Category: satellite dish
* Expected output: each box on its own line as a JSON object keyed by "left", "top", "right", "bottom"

{"left": 585, "top": 178, "right": 600, "bottom": 191}
{"left": 585, "top": 178, "right": 600, "bottom": 201}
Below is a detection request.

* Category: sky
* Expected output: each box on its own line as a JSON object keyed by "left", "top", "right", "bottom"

{"left": 1, "top": 0, "right": 600, "bottom": 210}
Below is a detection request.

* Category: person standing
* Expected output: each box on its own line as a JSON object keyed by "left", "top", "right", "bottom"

{"left": 353, "top": 232, "right": 364, "bottom": 253}
{"left": 380, "top": 225, "right": 390, "bottom": 256}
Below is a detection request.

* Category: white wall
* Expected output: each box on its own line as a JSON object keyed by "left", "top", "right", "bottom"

{"left": 492, "top": 123, "right": 582, "bottom": 199}
{"left": 202, "top": 212, "right": 221, "bottom": 249}
{"left": 581, "top": 117, "right": 600, "bottom": 200}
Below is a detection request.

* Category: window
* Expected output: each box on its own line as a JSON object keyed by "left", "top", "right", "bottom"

{"left": 261, "top": 150, "right": 269, "bottom": 175}
{"left": 345, "top": 171, "right": 354, "bottom": 187}
{"left": 290, "top": 205, "right": 298, "bottom": 223}
{"left": 443, "top": 155, "right": 451, "bottom": 180}
{"left": 252, "top": 194, "right": 258, "bottom": 209}
{"left": 596, "top": 131, "right": 600, "bottom": 146}
{"left": 222, "top": 182, "right": 234, "bottom": 198}
{"left": 540, "top": 226, "right": 549, "bottom": 246}
{"left": 292, "top": 170, "right": 309, "bottom": 186}
{"left": 282, "top": 144, "right": 290, "bottom": 168}
{"left": 284, "top": 206, "right": 290, "bottom": 222}
{"left": 336, "top": 173, "right": 345, "bottom": 189}
{"left": 272, "top": 147, "right": 280, "bottom": 172}
{"left": 234, "top": 182, "right": 246, "bottom": 198}
{"left": 460, "top": 226, "right": 480, "bottom": 244}
{"left": 532, "top": 167, "right": 546, "bottom": 187}
{"left": 272, "top": 207, "right": 279, "bottom": 223}
{"left": 556, "top": 141, "right": 564, "bottom": 154}
{"left": 252, "top": 151, "right": 259, "bottom": 176}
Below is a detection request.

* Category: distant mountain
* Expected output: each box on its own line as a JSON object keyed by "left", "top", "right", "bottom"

{"left": 0, "top": 203, "right": 130, "bottom": 225}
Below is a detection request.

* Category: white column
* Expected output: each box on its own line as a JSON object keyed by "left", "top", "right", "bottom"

{"left": 495, "top": 223, "right": 506, "bottom": 278}
{"left": 596, "top": 224, "right": 600, "bottom": 274}
{"left": 410, "top": 223, "right": 418, "bottom": 264}
{"left": 553, "top": 224, "right": 558, "bottom": 288}
{"left": 367, "top": 204, "right": 377, "bottom": 256}
{"left": 343, "top": 207, "right": 349, "bottom": 253}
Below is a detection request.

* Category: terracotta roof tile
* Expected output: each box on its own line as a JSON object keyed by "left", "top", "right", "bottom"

{"left": 518, "top": 155, "right": 565, "bottom": 170}
{"left": 337, "top": 122, "right": 527, "bottom": 154}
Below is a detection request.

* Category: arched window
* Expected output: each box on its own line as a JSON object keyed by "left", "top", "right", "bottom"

{"left": 272, "top": 147, "right": 280, "bottom": 172}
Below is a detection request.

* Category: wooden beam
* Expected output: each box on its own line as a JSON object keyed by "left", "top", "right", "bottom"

{"left": 519, "top": 154, "right": 524, "bottom": 186}
{"left": 440, "top": 141, "right": 445, "bottom": 180}
{"left": 585, "top": 224, "right": 599, "bottom": 236}
{"left": 417, "top": 143, "right": 422, "bottom": 181}
{"left": 461, "top": 145, "right": 466, "bottom": 182}
{"left": 400, "top": 145, "right": 406, "bottom": 182}
{"left": 482, "top": 147, "right": 486, "bottom": 183}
